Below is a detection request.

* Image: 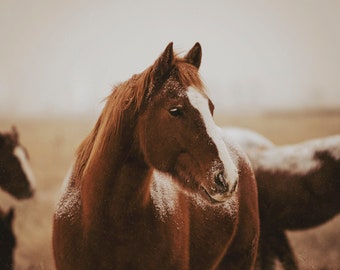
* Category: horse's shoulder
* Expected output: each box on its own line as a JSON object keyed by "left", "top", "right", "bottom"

{"left": 55, "top": 167, "right": 81, "bottom": 222}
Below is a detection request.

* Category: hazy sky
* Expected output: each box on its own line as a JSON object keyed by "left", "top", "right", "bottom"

{"left": 1, "top": 0, "right": 339, "bottom": 117}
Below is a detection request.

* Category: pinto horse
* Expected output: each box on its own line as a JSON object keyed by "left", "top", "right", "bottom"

{"left": 0, "top": 207, "right": 16, "bottom": 270}
{"left": 0, "top": 127, "right": 35, "bottom": 199}
{"left": 221, "top": 127, "right": 340, "bottom": 270}
{"left": 53, "top": 43, "right": 259, "bottom": 270}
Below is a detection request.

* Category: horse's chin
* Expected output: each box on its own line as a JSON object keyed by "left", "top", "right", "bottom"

{"left": 199, "top": 185, "right": 231, "bottom": 204}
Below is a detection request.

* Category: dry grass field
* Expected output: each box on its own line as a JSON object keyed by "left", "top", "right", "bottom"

{"left": 1, "top": 111, "right": 339, "bottom": 270}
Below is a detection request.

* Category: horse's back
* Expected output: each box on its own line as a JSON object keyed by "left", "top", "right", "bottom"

{"left": 220, "top": 126, "right": 274, "bottom": 152}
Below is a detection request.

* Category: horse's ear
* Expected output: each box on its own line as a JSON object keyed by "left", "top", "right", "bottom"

{"left": 152, "top": 42, "right": 175, "bottom": 84}
{"left": 143, "top": 43, "right": 175, "bottom": 105}
{"left": 185, "top": 42, "right": 202, "bottom": 69}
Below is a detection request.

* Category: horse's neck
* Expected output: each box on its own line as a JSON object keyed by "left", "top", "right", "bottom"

{"left": 0, "top": 164, "right": 6, "bottom": 185}
{"left": 80, "top": 122, "right": 153, "bottom": 228}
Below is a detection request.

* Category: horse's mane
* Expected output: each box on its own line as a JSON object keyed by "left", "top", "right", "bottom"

{"left": 73, "top": 56, "right": 205, "bottom": 182}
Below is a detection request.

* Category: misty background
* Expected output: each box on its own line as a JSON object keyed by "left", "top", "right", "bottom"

{"left": 1, "top": 0, "right": 339, "bottom": 117}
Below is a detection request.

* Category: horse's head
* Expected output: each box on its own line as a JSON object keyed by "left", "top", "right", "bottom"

{"left": 0, "top": 208, "right": 16, "bottom": 270}
{"left": 136, "top": 43, "right": 239, "bottom": 203}
{"left": 0, "top": 127, "right": 35, "bottom": 199}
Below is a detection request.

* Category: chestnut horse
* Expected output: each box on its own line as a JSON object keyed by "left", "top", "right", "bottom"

{"left": 53, "top": 43, "right": 259, "bottom": 270}
{"left": 0, "top": 207, "right": 16, "bottom": 270}
{"left": 221, "top": 127, "right": 340, "bottom": 270}
{"left": 0, "top": 127, "right": 35, "bottom": 199}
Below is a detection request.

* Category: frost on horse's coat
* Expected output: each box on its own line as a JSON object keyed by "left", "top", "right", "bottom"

{"left": 150, "top": 170, "right": 179, "bottom": 221}
{"left": 53, "top": 43, "right": 259, "bottom": 270}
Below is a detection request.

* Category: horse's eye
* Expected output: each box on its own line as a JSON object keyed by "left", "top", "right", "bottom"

{"left": 169, "top": 107, "right": 183, "bottom": 117}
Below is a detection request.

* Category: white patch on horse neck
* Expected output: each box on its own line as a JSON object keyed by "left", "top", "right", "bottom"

{"left": 150, "top": 170, "right": 179, "bottom": 222}
{"left": 55, "top": 164, "right": 81, "bottom": 222}
{"left": 186, "top": 87, "right": 239, "bottom": 187}
{"left": 14, "top": 146, "right": 36, "bottom": 190}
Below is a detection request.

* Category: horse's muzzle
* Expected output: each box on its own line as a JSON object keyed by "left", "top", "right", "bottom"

{"left": 201, "top": 172, "right": 238, "bottom": 203}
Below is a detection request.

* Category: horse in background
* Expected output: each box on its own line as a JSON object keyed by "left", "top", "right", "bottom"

{"left": 0, "top": 126, "right": 35, "bottom": 199}
{"left": 0, "top": 207, "right": 16, "bottom": 270}
{"left": 221, "top": 127, "right": 340, "bottom": 270}
{"left": 53, "top": 43, "right": 259, "bottom": 269}
{"left": 219, "top": 127, "right": 274, "bottom": 152}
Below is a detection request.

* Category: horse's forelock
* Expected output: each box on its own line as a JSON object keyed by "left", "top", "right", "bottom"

{"left": 175, "top": 61, "right": 205, "bottom": 92}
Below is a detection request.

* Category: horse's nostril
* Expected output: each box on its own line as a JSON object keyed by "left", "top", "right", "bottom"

{"left": 214, "top": 173, "right": 229, "bottom": 193}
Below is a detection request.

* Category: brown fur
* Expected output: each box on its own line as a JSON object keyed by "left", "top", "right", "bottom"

{"left": 53, "top": 43, "right": 259, "bottom": 270}
{"left": 254, "top": 141, "right": 340, "bottom": 270}
{"left": 221, "top": 128, "right": 340, "bottom": 270}
{"left": 0, "top": 207, "right": 16, "bottom": 270}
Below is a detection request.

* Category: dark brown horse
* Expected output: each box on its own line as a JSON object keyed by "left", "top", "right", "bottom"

{"left": 0, "top": 127, "right": 35, "bottom": 199}
{"left": 0, "top": 207, "right": 16, "bottom": 270}
{"left": 53, "top": 43, "right": 259, "bottom": 270}
{"left": 221, "top": 127, "right": 340, "bottom": 270}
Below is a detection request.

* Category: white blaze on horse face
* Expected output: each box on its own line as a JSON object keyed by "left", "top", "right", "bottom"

{"left": 186, "top": 87, "right": 239, "bottom": 192}
{"left": 14, "top": 146, "right": 36, "bottom": 190}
